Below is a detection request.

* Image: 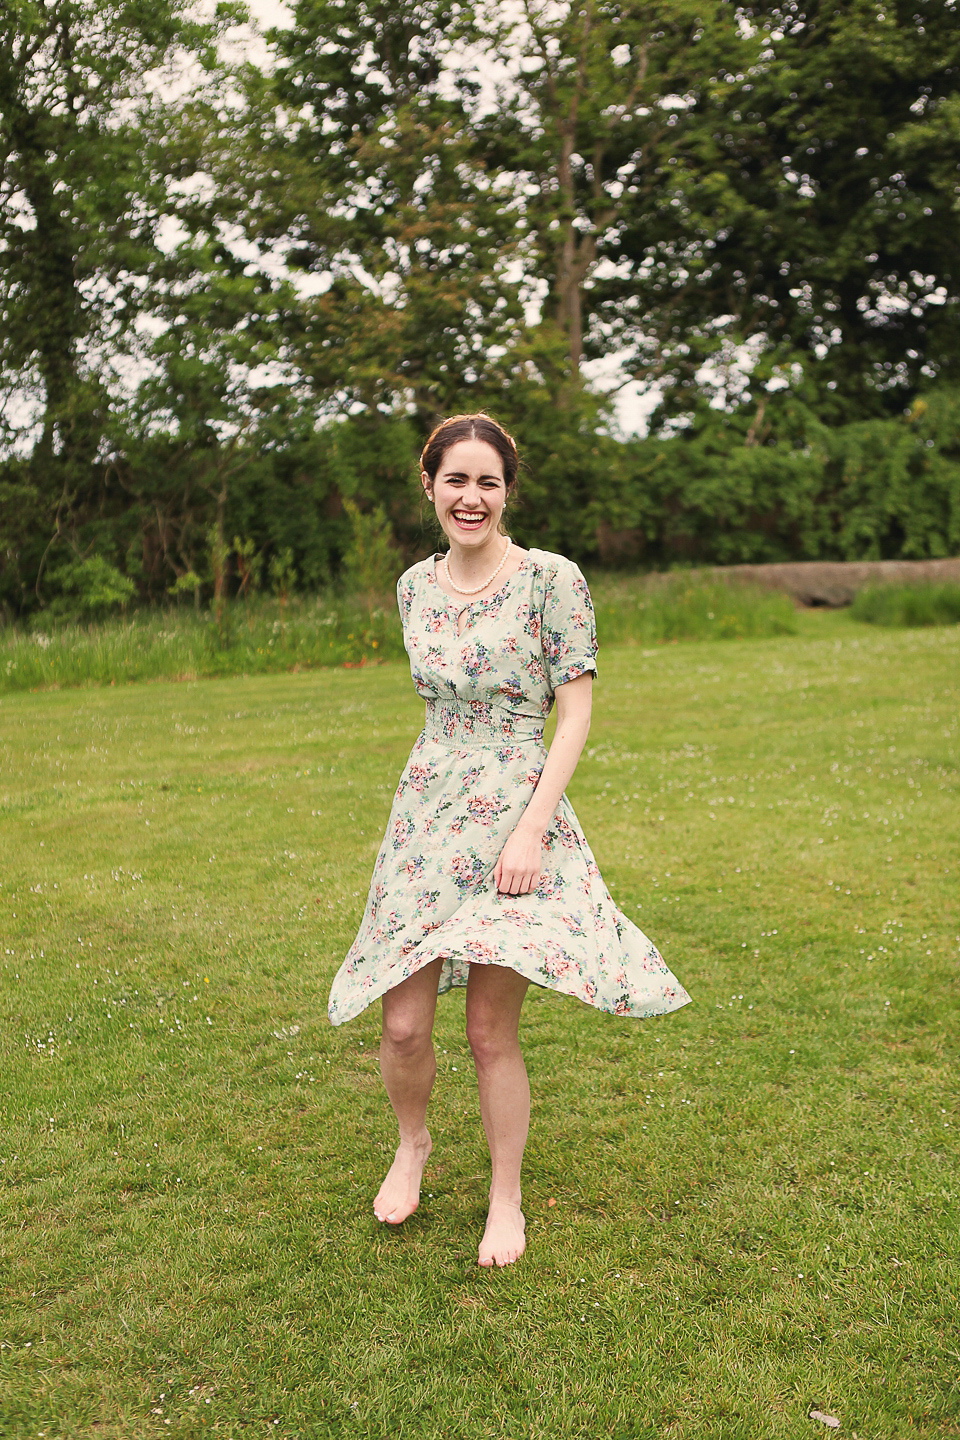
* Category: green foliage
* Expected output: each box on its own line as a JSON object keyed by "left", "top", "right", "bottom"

{"left": 590, "top": 387, "right": 960, "bottom": 566}
{"left": 268, "top": 547, "right": 297, "bottom": 603}
{"left": 851, "top": 581, "right": 960, "bottom": 627}
{"left": 675, "top": 0, "right": 960, "bottom": 419}
{"left": 2, "top": 0, "right": 959, "bottom": 614}
{"left": 340, "top": 499, "right": 404, "bottom": 605}
{"left": 167, "top": 570, "right": 203, "bottom": 607}
{"left": 233, "top": 536, "right": 262, "bottom": 597}
{"left": 43, "top": 554, "right": 136, "bottom": 620}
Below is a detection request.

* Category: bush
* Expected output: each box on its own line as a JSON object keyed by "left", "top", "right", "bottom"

{"left": 43, "top": 555, "right": 136, "bottom": 620}
{"left": 850, "top": 582, "right": 960, "bottom": 627}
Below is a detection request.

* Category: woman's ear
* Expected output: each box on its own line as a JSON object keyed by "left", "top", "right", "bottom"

{"left": 420, "top": 468, "right": 433, "bottom": 498}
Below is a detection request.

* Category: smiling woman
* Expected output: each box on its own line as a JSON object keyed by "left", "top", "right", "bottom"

{"left": 327, "top": 412, "right": 691, "bottom": 1270}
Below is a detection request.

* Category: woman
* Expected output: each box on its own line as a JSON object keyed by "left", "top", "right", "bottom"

{"left": 328, "top": 413, "right": 691, "bottom": 1268}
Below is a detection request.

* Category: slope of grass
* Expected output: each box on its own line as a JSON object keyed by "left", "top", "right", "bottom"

{"left": 1, "top": 623, "right": 958, "bottom": 1438}
{"left": 850, "top": 581, "right": 960, "bottom": 628}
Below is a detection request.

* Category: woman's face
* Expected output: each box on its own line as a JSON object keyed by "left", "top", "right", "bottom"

{"left": 423, "top": 438, "right": 508, "bottom": 549}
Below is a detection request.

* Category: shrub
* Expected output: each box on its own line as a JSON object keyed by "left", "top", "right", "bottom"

{"left": 44, "top": 556, "right": 136, "bottom": 620}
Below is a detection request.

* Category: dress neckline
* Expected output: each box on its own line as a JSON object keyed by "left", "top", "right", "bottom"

{"left": 429, "top": 549, "right": 534, "bottom": 610}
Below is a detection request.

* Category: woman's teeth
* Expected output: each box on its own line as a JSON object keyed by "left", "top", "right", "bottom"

{"left": 453, "top": 511, "right": 485, "bottom": 527}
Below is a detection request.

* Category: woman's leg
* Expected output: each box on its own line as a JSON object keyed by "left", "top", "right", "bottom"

{"left": 375, "top": 957, "right": 444, "bottom": 1224}
{"left": 465, "top": 963, "right": 531, "bottom": 1267}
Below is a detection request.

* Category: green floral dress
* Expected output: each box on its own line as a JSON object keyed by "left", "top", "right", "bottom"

{"left": 327, "top": 548, "right": 691, "bottom": 1025}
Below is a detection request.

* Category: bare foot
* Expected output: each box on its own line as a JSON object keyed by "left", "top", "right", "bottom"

{"left": 373, "top": 1130, "right": 432, "bottom": 1225}
{"left": 478, "top": 1197, "right": 526, "bottom": 1268}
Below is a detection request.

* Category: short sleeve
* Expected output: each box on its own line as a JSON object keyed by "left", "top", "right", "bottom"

{"left": 542, "top": 558, "right": 598, "bottom": 690}
{"left": 397, "top": 571, "right": 416, "bottom": 627}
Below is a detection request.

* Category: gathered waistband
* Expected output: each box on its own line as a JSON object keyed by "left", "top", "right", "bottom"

{"left": 424, "top": 698, "right": 545, "bottom": 749}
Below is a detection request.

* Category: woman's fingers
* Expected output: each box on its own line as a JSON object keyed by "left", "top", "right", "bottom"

{"left": 496, "top": 869, "right": 540, "bottom": 894}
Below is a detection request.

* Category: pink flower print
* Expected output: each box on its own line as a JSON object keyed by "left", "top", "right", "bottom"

{"left": 554, "top": 814, "right": 580, "bottom": 850}
{"left": 465, "top": 792, "right": 510, "bottom": 828}
{"left": 561, "top": 911, "right": 586, "bottom": 936}
{"left": 449, "top": 851, "right": 487, "bottom": 895}
{"left": 520, "top": 603, "right": 541, "bottom": 640}
{"left": 457, "top": 766, "right": 485, "bottom": 795}
{"left": 542, "top": 946, "right": 574, "bottom": 979}
{"left": 414, "top": 888, "right": 440, "bottom": 915}
{"left": 581, "top": 979, "right": 598, "bottom": 1001}
{"left": 402, "top": 855, "right": 425, "bottom": 881}
{"left": 534, "top": 872, "right": 560, "bottom": 902}
{"left": 464, "top": 938, "right": 498, "bottom": 964}
{"left": 424, "top": 609, "right": 445, "bottom": 634}
{"left": 500, "top": 906, "right": 535, "bottom": 928}
{"left": 459, "top": 641, "right": 493, "bottom": 679}
{"left": 391, "top": 815, "right": 416, "bottom": 851}
{"left": 406, "top": 762, "right": 435, "bottom": 795}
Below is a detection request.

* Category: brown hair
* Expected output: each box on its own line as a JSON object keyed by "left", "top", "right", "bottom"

{"left": 420, "top": 413, "right": 520, "bottom": 493}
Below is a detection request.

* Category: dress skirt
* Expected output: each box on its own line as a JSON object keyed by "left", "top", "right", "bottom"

{"left": 327, "top": 548, "right": 691, "bottom": 1026}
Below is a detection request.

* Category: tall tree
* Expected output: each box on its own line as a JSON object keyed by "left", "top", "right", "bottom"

{"left": 231, "top": 0, "right": 528, "bottom": 425}
{"left": 0, "top": 0, "right": 234, "bottom": 603}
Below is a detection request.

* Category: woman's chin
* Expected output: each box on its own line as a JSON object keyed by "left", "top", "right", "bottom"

{"left": 445, "top": 521, "right": 493, "bottom": 544}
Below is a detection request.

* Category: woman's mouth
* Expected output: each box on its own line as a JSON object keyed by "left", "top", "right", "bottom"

{"left": 451, "top": 510, "right": 487, "bottom": 531}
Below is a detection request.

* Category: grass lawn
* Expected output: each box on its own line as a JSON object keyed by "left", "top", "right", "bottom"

{"left": 1, "top": 613, "right": 958, "bottom": 1439}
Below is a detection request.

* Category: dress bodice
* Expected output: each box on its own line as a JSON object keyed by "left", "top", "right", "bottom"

{"left": 397, "top": 547, "right": 598, "bottom": 722}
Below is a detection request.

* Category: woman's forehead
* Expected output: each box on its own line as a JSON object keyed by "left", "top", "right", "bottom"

{"left": 436, "top": 438, "right": 505, "bottom": 477}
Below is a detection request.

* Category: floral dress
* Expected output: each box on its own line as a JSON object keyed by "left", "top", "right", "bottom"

{"left": 327, "top": 548, "right": 691, "bottom": 1026}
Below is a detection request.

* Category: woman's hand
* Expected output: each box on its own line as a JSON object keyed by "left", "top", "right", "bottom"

{"left": 493, "top": 823, "right": 544, "bottom": 895}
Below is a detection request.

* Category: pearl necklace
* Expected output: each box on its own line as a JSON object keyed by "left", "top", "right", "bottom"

{"left": 442, "top": 536, "right": 512, "bottom": 597}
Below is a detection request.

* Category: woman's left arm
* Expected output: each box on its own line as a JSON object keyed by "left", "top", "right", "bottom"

{"left": 493, "top": 672, "right": 593, "bottom": 895}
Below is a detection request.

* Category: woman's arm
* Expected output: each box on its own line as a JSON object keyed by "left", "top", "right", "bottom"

{"left": 493, "top": 671, "right": 593, "bottom": 895}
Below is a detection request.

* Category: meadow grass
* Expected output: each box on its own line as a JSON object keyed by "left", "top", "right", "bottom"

{"left": 0, "top": 573, "right": 798, "bottom": 697}
{"left": 588, "top": 571, "right": 799, "bottom": 644}
{"left": 0, "top": 594, "right": 406, "bottom": 695}
{"left": 850, "top": 582, "right": 960, "bottom": 629}
{"left": 1, "top": 618, "right": 958, "bottom": 1438}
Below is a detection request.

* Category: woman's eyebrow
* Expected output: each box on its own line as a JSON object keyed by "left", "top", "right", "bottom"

{"left": 440, "top": 470, "right": 504, "bottom": 481}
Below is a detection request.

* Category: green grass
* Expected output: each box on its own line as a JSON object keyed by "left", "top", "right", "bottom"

{"left": 2, "top": 622, "right": 958, "bottom": 1438}
{"left": 589, "top": 571, "right": 799, "bottom": 643}
{"left": 0, "top": 574, "right": 801, "bottom": 697}
{"left": 850, "top": 581, "right": 960, "bottom": 629}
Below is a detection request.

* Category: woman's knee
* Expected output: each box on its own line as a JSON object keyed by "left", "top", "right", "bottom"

{"left": 381, "top": 1007, "right": 433, "bottom": 1058}
{"left": 466, "top": 1009, "right": 518, "bottom": 1068}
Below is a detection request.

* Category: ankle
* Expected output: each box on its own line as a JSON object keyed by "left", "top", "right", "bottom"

{"left": 398, "top": 1126, "right": 431, "bottom": 1150}
{"left": 488, "top": 1189, "right": 522, "bottom": 1210}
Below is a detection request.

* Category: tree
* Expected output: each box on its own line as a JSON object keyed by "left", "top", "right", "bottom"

{"left": 228, "top": 0, "right": 527, "bottom": 426}
{"left": 0, "top": 0, "right": 237, "bottom": 608}
{"left": 643, "top": 0, "right": 960, "bottom": 422}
